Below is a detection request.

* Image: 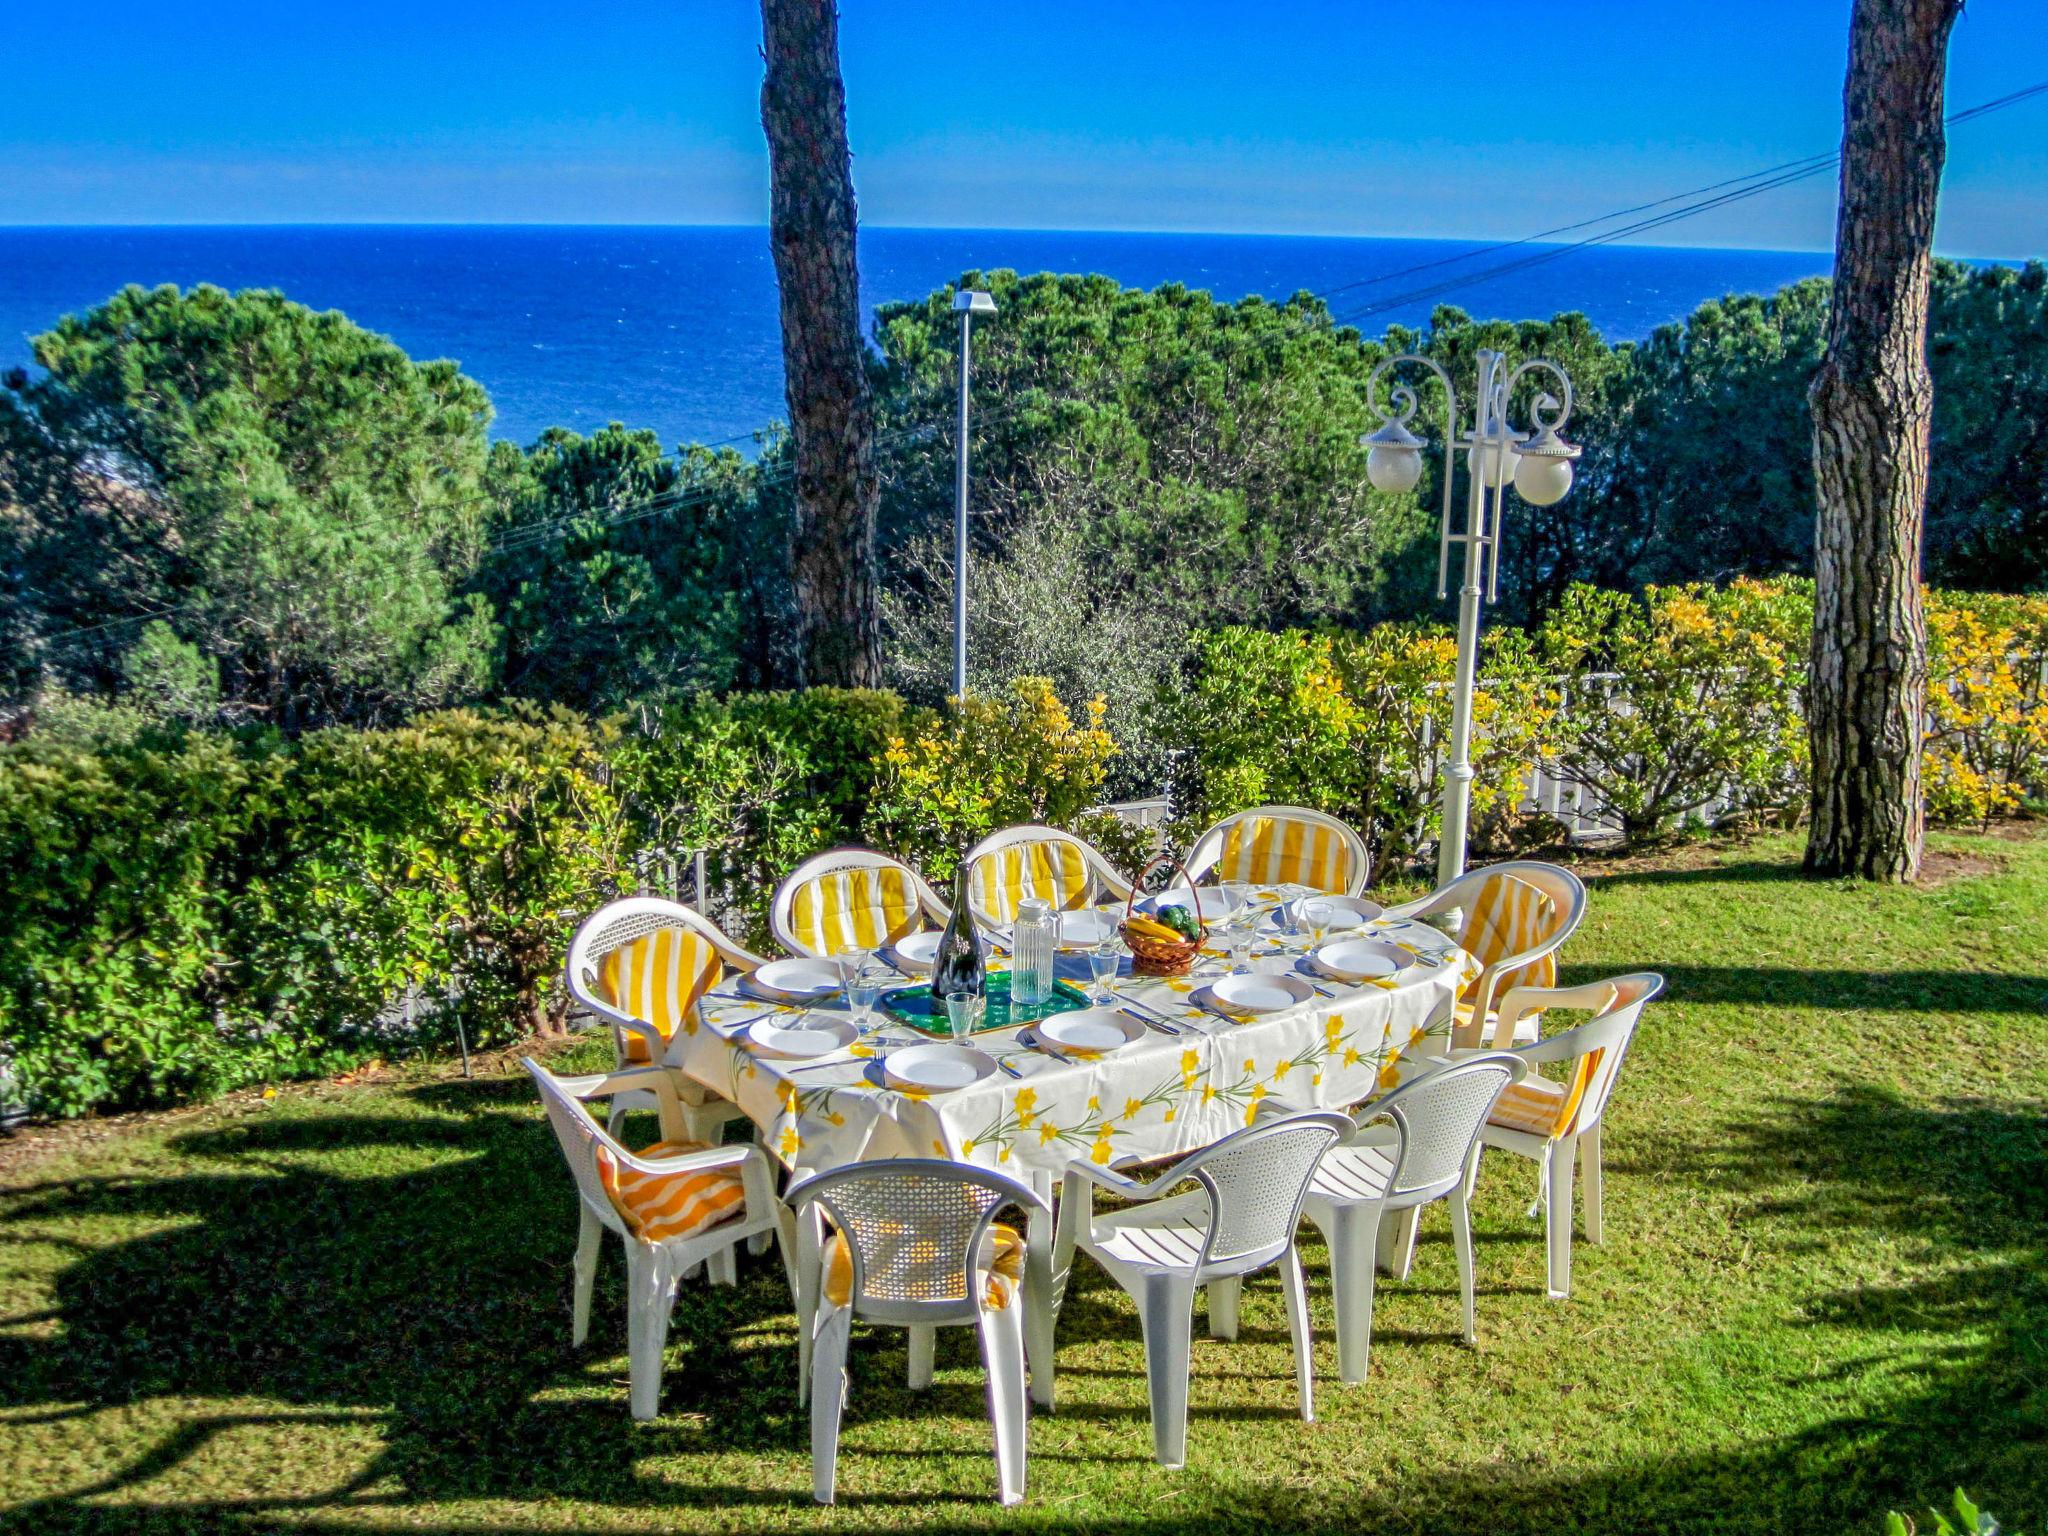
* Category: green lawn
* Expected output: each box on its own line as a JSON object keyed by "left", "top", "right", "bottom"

{"left": 4, "top": 829, "right": 2045, "bottom": 1535}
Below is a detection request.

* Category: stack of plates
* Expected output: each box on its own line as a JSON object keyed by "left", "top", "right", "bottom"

{"left": 742, "top": 957, "right": 844, "bottom": 1002}
{"left": 882, "top": 1043, "right": 998, "bottom": 1093}
{"left": 1308, "top": 937, "right": 1414, "bottom": 983}
{"left": 1034, "top": 1008, "right": 1144, "bottom": 1057}
{"left": 887, "top": 931, "right": 941, "bottom": 972}
{"left": 746, "top": 1019, "right": 857, "bottom": 1058}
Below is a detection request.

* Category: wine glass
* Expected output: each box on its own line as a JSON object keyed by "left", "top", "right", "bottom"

{"left": 1086, "top": 932, "right": 1124, "bottom": 1006}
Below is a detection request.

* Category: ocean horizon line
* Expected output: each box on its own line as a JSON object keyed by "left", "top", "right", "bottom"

{"left": 0, "top": 220, "right": 1865, "bottom": 262}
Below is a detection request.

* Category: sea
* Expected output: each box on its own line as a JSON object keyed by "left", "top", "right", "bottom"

{"left": 0, "top": 225, "right": 1838, "bottom": 451}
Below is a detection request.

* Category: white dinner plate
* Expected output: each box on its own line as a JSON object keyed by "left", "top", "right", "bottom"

{"left": 1035, "top": 1008, "right": 1145, "bottom": 1055}
{"left": 1053, "top": 909, "right": 1119, "bottom": 948}
{"left": 1208, "top": 972, "right": 1314, "bottom": 1014}
{"left": 746, "top": 1018, "right": 858, "bottom": 1058}
{"left": 743, "top": 957, "right": 845, "bottom": 1001}
{"left": 1143, "top": 885, "right": 1242, "bottom": 923}
{"left": 883, "top": 1042, "right": 1000, "bottom": 1093}
{"left": 1310, "top": 937, "right": 1414, "bottom": 982}
{"left": 887, "top": 930, "right": 941, "bottom": 972}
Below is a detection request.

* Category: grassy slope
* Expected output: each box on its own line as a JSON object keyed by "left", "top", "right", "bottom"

{"left": 2, "top": 829, "right": 2044, "bottom": 1536}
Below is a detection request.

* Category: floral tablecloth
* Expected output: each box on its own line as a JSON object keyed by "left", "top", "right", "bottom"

{"left": 667, "top": 911, "right": 1476, "bottom": 1185}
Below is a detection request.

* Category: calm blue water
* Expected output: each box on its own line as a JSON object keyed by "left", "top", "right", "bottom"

{"left": 0, "top": 225, "right": 1835, "bottom": 449}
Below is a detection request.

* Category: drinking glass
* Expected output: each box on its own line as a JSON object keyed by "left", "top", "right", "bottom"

{"left": 845, "top": 961, "right": 884, "bottom": 1032}
{"left": 1086, "top": 933, "right": 1124, "bottom": 1006}
{"left": 1299, "top": 897, "right": 1337, "bottom": 952}
{"left": 942, "top": 991, "right": 985, "bottom": 1043}
{"left": 1276, "top": 883, "right": 1314, "bottom": 936}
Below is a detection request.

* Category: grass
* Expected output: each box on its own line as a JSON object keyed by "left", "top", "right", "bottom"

{"left": 2, "top": 827, "right": 2045, "bottom": 1535}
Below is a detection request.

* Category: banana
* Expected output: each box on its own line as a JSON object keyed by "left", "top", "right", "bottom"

{"left": 1124, "top": 915, "right": 1187, "bottom": 943}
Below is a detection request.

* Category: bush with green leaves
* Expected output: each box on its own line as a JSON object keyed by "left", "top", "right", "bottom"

{"left": 1534, "top": 578, "right": 1811, "bottom": 841}
{"left": 1155, "top": 624, "right": 1550, "bottom": 881}
{"left": 0, "top": 720, "right": 327, "bottom": 1118}
{"left": 267, "top": 708, "right": 628, "bottom": 1044}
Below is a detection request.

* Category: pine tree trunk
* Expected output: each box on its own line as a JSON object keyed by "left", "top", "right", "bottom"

{"left": 759, "top": 0, "right": 883, "bottom": 688}
{"left": 1805, "top": 0, "right": 1960, "bottom": 882}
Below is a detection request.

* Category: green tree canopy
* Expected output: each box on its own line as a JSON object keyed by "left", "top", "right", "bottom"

{"left": 0, "top": 283, "right": 496, "bottom": 728}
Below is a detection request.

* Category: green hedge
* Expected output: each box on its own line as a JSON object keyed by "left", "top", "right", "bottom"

{"left": 5, "top": 580, "right": 2042, "bottom": 1119}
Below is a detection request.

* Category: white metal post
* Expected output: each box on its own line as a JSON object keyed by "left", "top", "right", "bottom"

{"left": 953, "top": 306, "right": 973, "bottom": 699}
{"left": 1438, "top": 386, "right": 1491, "bottom": 886}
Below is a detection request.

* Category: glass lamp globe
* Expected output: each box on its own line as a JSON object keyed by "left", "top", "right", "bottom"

{"left": 1465, "top": 431, "right": 1522, "bottom": 486}
{"left": 1366, "top": 442, "right": 1423, "bottom": 494}
{"left": 1513, "top": 452, "right": 1575, "bottom": 506}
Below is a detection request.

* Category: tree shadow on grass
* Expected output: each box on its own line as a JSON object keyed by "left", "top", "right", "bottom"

{"left": 4, "top": 1077, "right": 2046, "bottom": 1535}
{"left": 1563, "top": 965, "right": 2048, "bottom": 1014}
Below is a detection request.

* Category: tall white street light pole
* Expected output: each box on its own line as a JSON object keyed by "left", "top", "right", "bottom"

{"left": 951, "top": 289, "right": 997, "bottom": 698}
{"left": 1361, "top": 348, "right": 1581, "bottom": 886}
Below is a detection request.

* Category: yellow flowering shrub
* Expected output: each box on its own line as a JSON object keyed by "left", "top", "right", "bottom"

{"left": 1157, "top": 623, "right": 1551, "bottom": 880}
{"left": 1924, "top": 591, "right": 2048, "bottom": 823}
{"left": 865, "top": 677, "right": 1117, "bottom": 880}
{"left": 1537, "top": 578, "right": 1810, "bottom": 840}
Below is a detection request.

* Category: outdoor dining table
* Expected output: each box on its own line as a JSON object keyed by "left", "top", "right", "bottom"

{"left": 670, "top": 909, "right": 1476, "bottom": 1191}
{"left": 665, "top": 905, "right": 1475, "bottom": 1405}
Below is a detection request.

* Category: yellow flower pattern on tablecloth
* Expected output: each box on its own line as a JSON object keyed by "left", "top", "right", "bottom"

{"left": 672, "top": 915, "right": 1470, "bottom": 1178}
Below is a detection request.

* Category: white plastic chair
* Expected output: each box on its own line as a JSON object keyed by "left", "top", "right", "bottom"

{"left": 1382, "top": 860, "right": 1587, "bottom": 1047}
{"left": 565, "top": 896, "right": 762, "bottom": 1141}
{"left": 788, "top": 1159, "right": 1049, "bottom": 1506}
{"left": 1299, "top": 1052, "right": 1526, "bottom": 1383}
{"left": 769, "top": 847, "right": 950, "bottom": 959}
{"left": 1051, "top": 1110, "right": 1353, "bottom": 1469}
{"left": 1465, "top": 973, "right": 1663, "bottom": 1299}
{"left": 961, "top": 823, "right": 1133, "bottom": 925}
{"left": 523, "top": 1058, "right": 795, "bottom": 1420}
{"left": 1183, "top": 805, "right": 1371, "bottom": 896}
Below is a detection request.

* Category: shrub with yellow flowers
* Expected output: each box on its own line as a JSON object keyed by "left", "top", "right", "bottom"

{"left": 865, "top": 677, "right": 1118, "bottom": 881}
{"left": 1924, "top": 590, "right": 2048, "bottom": 823}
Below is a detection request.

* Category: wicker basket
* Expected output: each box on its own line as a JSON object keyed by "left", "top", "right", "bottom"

{"left": 1119, "top": 853, "right": 1208, "bottom": 977}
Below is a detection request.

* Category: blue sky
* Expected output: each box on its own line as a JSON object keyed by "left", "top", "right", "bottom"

{"left": 3, "top": 1, "right": 2042, "bottom": 254}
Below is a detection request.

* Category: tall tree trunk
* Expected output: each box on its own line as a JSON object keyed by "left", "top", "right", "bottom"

{"left": 1805, "top": 0, "right": 1960, "bottom": 882}
{"left": 759, "top": 0, "right": 882, "bottom": 688}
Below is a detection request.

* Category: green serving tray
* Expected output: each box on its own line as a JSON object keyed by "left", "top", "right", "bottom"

{"left": 881, "top": 972, "right": 1094, "bottom": 1036}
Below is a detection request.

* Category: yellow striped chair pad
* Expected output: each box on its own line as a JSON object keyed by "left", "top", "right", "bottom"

{"left": 1215, "top": 815, "right": 1356, "bottom": 894}
{"left": 789, "top": 865, "right": 922, "bottom": 956}
{"left": 596, "top": 1139, "right": 746, "bottom": 1242}
{"left": 1486, "top": 1050, "right": 1603, "bottom": 1140}
{"left": 595, "top": 927, "right": 722, "bottom": 1063}
{"left": 1458, "top": 872, "right": 1559, "bottom": 1004}
{"left": 970, "top": 840, "right": 1091, "bottom": 923}
{"left": 823, "top": 1222, "right": 1026, "bottom": 1311}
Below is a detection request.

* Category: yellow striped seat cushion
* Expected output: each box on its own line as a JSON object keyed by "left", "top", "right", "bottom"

{"left": 1216, "top": 814, "right": 1355, "bottom": 894}
{"left": 595, "top": 1139, "right": 746, "bottom": 1242}
{"left": 595, "top": 927, "right": 722, "bottom": 1063}
{"left": 1486, "top": 1049, "right": 1604, "bottom": 1140}
{"left": 823, "top": 1222, "right": 1026, "bottom": 1311}
{"left": 970, "top": 840, "right": 1091, "bottom": 923}
{"left": 789, "top": 864, "right": 922, "bottom": 956}
{"left": 1458, "top": 873, "right": 1559, "bottom": 1005}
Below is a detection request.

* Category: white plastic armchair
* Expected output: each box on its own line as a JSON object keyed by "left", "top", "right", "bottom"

{"left": 1382, "top": 860, "right": 1587, "bottom": 1047}
{"left": 1299, "top": 1052, "right": 1526, "bottom": 1383}
{"left": 961, "top": 823, "right": 1133, "bottom": 926}
{"left": 769, "top": 847, "right": 950, "bottom": 959}
{"left": 1052, "top": 1110, "right": 1352, "bottom": 1469}
{"left": 1183, "top": 804, "right": 1370, "bottom": 896}
{"left": 565, "top": 896, "right": 764, "bottom": 1141}
{"left": 523, "top": 1058, "right": 795, "bottom": 1421}
{"left": 788, "top": 1159, "right": 1050, "bottom": 1506}
{"left": 1467, "top": 973, "right": 1663, "bottom": 1299}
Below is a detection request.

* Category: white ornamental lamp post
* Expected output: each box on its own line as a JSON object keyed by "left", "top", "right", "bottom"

{"left": 1362, "top": 348, "right": 1580, "bottom": 885}
{"left": 951, "top": 289, "right": 998, "bottom": 698}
